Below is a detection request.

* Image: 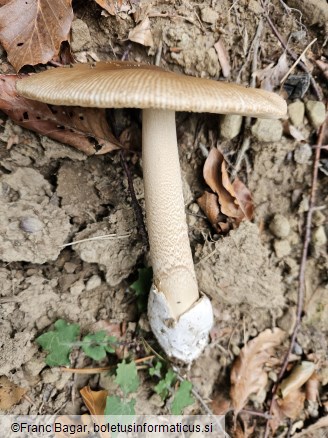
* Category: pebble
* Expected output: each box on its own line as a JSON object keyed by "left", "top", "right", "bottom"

{"left": 288, "top": 101, "right": 305, "bottom": 127}
{"left": 294, "top": 143, "right": 312, "bottom": 164}
{"left": 277, "top": 307, "right": 297, "bottom": 334}
{"left": 231, "top": 344, "right": 240, "bottom": 356}
{"left": 20, "top": 216, "right": 44, "bottom": 233}
{"left": 220, "top": 114, "right": 243, "bottom": 140}
{"left": 274, "top": 239, "right": 291, "bottom": 258}
{"left": 85, "top": 274, "right": 102, "bottom": 291}
{"left": 292, "top": 342, "right": 303, "bottom": 356}
{"left": 312, "top": 226, "right": 327, "bottom": 247}
{"left": 70, "top": 279, "right": 85, "bottom": 296}
{"left": 64, "top": 262, "right": 77, "bottom": 274}
{"left": 305, "top": 101, "right": 326, "bottom": 128}
{"left": 251, "top": 119, "right": 283, "bottom": 142}
{"left": 189, "top": 202, "right": 200, "bottom": 214}
{"left": 70, "top": 19, "right": 91, "bottom": 52}
{"left": 269, "top": 214, "right": 291, "bottom": 238}
{"left": 200, "top": 6, "right": 219, "bottom": 24}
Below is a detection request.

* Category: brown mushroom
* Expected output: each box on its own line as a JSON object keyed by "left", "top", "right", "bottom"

{"left": 16, "top": 61, "right": 287, "bottom": 362}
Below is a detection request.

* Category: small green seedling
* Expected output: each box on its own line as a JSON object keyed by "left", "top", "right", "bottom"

{"left": 149, "top": 361, "right": 194, "bottom": 414}
{"left": 36, "top": 319, "right": 117, "bottom": 366}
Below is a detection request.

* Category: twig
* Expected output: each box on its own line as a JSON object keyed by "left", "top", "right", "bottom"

{"left": 120, "top": 150, "right": 149, "bottom": 249}
{"left": 280, "top": 38, "right": 317, "bottom": 84}
{"left": 260, "top": 0, "right": 322, "bottom": 100}
{"left": 60, "top": 232, "right": 131, "bottom": 248}
{"left": 264, "top": 111, "right": 327, "bottom": 438}
{"left": 232, "top": 18, "right": 263, "bottom": 178}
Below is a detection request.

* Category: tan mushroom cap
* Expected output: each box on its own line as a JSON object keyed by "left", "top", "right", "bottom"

{"left": 17, "top": 61, "right": 287, "bottom": 118}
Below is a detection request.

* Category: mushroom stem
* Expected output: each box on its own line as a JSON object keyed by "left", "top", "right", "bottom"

{"left": 142, "top": 108, "right": 199, "bottom": 319}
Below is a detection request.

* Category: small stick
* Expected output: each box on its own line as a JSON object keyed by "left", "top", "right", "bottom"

{"left": 280, "top": 38, "right": 317, "bottom": 84}
{"left": 60, "top": 233, "right": 131, "bottom": 248}
{"left": 264, "top": 112, "right": 327, "bottom": 438}
{"left": 120, "top": 150, "right": 149, "bottom": 248}
{"left": 260, "top": 0, "right": 322, "bottom": 100}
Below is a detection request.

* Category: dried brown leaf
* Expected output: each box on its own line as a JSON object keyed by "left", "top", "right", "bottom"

{"left": 232, "top": 178, "right": 254, "bottom": 221}
{"left": 94, "top": 0, "right": 123, "bottom": 15}
{"left": 197, "top": 191, "right": 221, "bottom": 233}
{"left": 0, "top": 74, "right": 122, "bottom": 155}
{"left": 128, "top": 17, "right": 153, "bottom": 47}
{"left": 214, "top": 38, "right": 231, "bottom": 78}
{"left": 270, "top": 389, "right": 305, "bottom": 433}
{"left": 203, "top": 148, "right": 242, "bottom": 219}
{"left": 253, "top": 52, "right": 289, "bottom": 91}
{"left": 279, "top": 361, "right": 316, "bottom": 398}
{"left": 305, "top": 373, "right": 320, "bottom": 403}
{"left": 0, "top": 0, "right": 73, "bottom": 71}
{"left": 293, "top": 416, "right": 328, "bottom": 438}
{"left": 230, "top": 328, "right": 286, "bottom": 414}
{"left": 80, "top": 386, "right": 107, "bottom": 416}
{"left": 0, "top": 376, "right": 27, "bottom": 410}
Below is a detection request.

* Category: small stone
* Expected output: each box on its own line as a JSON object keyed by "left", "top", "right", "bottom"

{"left": 138, "top": 314, "right": 151, "bottom": 332}
{"left": 220, "top": 114, "right": 243, "bottom": 140}
{"left": 231, "top": 344, "right": 240, "bottom": 356}
{"left": 251, "top": 119, "right": 283, "bottom": 142}
{"left": 312, "top": 226, "right": 327, "bottom": 247}
{"left": 288, "top": 101, "right": 305, "bottom": 127}
{"left": 187, "top": 214, "right": 197, "bottom": 226}
{"left": 70, "top": 19, "right": 91, "bottom": 52}
{"left": 189, "top": 203, "right": 200, "bottom": 214}
{"left": 200, "top": 6, "right": 219, "bottom": 24}
{"left": 64, "top": 262, "right": 77, "bottom": 274}
{"left": 294, "top": 143, "right": 312, "bottom": 164}
{"left": 292, "top": 342, "right": 303, "bottom": 355}
{"left": 268, "top": 371, "right": 278, "bottom": 382}
{"left": 85, "top": 274, "right": 102, "bottom": 291}
{"left": 277, "top": 307, "right": 297, "bottom": 334}
{"left": 20, "top": 216, "right": 44, "bottom": 233}
{"left": 274, "top": 239, "right": 291, "bottom": 258}
{"left": 70, "top": 279, "right": 85, "bottom": 296}
{"left": 305, "top": 101, "right": 326, "bottom": 128}
{"left": 269, "top": 214, "right": 291, "bottom": 239}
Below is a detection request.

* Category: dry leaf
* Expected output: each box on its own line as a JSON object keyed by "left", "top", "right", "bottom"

{"left": 305, "top": 373, "right": 320, "bottom": 403}
{"left": 94, "top": 0, "right": 124, "bottom": 15}
{"left": 128, "top": 17, "right": 153, "bottom": 47}
{"left": 270, "top": 389, "right": 305, "bottom": 433}
{"left": 0, "top": 0, "right": 73, "bottom": 71}
{"left": 0, "top": 74, "right": 122, "bottom": 155}
{"left": 0, "top": 376, "right": 27, "bottom": 410}
{"left": 279, "top": 361, "right": 316, "bottom": 398}
{"left": 201, "top": 148, "right": 254, "bottom": 229}
{"left": 253, "top": 52, "right": 289, "bottom": 91}
{"left": 292, "top": 416, "right": 328, "bottom": 438}
{"left": 80, "top": 386, "right": 108, "bottom": 416}
{"left": 197, "top": 192, "right": 221, "bottom": 232}
{"left": 214, "top": 38, "right": 231, "bottom": 78}
{"left": 230, "top": 328, "right": 286, "bottom": 414}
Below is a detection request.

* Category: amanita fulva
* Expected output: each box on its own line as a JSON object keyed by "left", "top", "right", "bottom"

{"left": 16, "top": 62, "right": 287, "bottom": 362}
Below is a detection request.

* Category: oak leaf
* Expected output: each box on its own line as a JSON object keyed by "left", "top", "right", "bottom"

{"left": 0, "top": 0, "right": 73, "bottom": 71}
{"left": 0, "top": 376, "right": 26, "bottom": 410}
{"left": 230, "top": 328, "right": 286, "bottom": 414}
{"left": 0, "top": 74, "right": 122, "bottom": 155}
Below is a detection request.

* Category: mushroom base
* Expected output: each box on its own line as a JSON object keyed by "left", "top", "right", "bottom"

{"left": 148, "top": 284, "right": 214, "bottom": 363}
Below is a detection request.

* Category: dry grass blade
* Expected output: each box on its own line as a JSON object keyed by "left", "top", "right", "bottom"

{"left": 230, "top": 328, "right": 286, "bottom": 414}
{"left": 0, "top": 0, "right": 73, "bottom": 71}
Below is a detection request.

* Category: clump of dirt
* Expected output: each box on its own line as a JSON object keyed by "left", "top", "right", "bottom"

{"left": 0, "top": 167, "right": 71, "bottom": 263}
{"left": 195, "top": 221, "right": 285, "bottom": 309}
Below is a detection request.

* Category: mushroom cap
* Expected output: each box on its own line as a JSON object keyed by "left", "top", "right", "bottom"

{"left": 16, "top": 61, "right": 287, "bottom": 118}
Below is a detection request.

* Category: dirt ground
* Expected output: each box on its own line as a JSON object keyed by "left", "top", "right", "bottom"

{"left": 0, "top": 0, "right": 328, "bottom": 436}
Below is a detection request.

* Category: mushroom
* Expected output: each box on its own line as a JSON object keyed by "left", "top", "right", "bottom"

{"left": 16, "top": 61, "right": 287, "bottom": 363}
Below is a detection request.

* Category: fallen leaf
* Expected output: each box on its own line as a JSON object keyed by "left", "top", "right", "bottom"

{"left": 232, "top": 178, "right": 254, "bottom": 220}
{"left": 94, "top": 0, "right": 133, "bottom": 15}
{"left": 80, "top": 386, "right": 108, "bottom": 416}
{"left": 214, "top": 38, "right": 231, "bottom": 78}
{"left": 0, "top": 74, "right": 122, "bottom": 155}
{"left": 197, "top": 191, "right": 221, "bottom": 232}
{"left": 270, "top": 389, "right": 305, "bottom": 433}
{"left": 305, "top": 373, "right": 320, "bottom": 403}
{"left": 0, "top": 376, "right": 27, "bottom": 410}
{"left": 279, "top": 361, "right": 316, "bottom": 398}
{"left": 0, "top": 0, "right": 73, "bottom": 71}
{"left": 230, "top": 328, "right": 286, "bottom": 414}
{"left": 128, "top": 17, "right": 154, "bottom": 47}
{"left": 253, "top": 52, "right": 289, "bottom": 91}
{"left": 292, "top": 416, "right": 328, "bottom": 438}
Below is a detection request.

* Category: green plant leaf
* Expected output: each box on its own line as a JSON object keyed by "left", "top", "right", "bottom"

{"left": 81, "top": 331, "right": 116, "bottom": 361}
{"left": 171, "top": 380, "right": 194, "bottom": 415}
{"left": 36, "top": 319, "right": 80, "bottom": 366}
{"left": 130, "top": 267, "right": 153, "bottom": 312}
{"left": 105, "top": 396, "right": 136, "bottom": 416}
{"left": 149, "top": 361, "right": 162, "bottom": 378}
{"left": 154, "top": 368, "right": 176, "bottom": 400}
{"left": 115, "top": 360, "right": 139, "bottom": 396}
